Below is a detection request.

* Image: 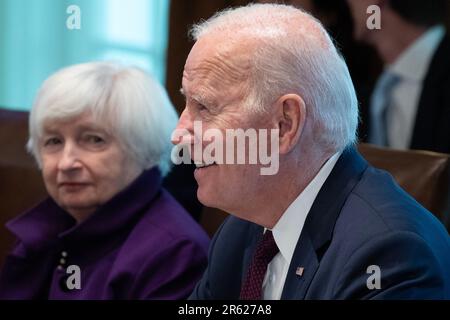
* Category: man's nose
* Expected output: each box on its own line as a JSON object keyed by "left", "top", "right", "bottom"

{"left": 57, "top": 142, "right": 82, "bottom": 171}
{"left": 172, "top": 108, "right": 195, "bottom": 145}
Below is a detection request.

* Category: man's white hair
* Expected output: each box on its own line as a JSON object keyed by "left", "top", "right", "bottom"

{"left": 27, "top": 61, "right": 178, "bottom": 176}
{"left": 190, "top": 3, "right": 359, "bottom": 152}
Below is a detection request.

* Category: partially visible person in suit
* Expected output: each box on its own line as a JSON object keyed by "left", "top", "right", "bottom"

{"left": 347, "top": 0, "right": 450, "bottom": 152}
{"left": 0, "top": 62, "right": 209, "bottom": 299}
{"left": 173, "top": 3, "right": 450, "bottom": 299}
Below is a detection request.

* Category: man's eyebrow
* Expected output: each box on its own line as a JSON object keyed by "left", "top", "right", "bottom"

{"left": 180, "top": 88, "right": 204, "bottom": 104}
{"left": 180, "top": 87, "right": 215, "bottom": 107}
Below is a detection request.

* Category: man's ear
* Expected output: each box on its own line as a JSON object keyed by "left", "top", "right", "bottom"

{"left": 275, "top": 94, "right": 306, "bottom": 154}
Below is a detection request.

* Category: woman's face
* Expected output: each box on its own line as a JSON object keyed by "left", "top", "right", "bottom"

{"left": 39, "top": 112, "right": 142, "bottom": 222}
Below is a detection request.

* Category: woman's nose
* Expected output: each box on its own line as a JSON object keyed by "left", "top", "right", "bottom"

{"left": 57, "top": 142, "right": 82, "bottom": 171}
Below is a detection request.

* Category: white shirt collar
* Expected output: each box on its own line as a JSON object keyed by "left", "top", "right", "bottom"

{"left": 389, "top": 25, "right": 445, "bottom": 82}
{"left": 270, "top": 151, "right": 341, "bottom": 264}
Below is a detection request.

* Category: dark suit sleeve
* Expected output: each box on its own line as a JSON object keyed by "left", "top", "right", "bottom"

{"left": 188, "top": 232, "right": 219, "bottom": 300}
{"left": 189, "top": 220, "right": 231, "bottom": 300}
{"left": 333, "top": 231, "right": 449, "bottom": 299}
{"left": 188, "top": 261, "right": 213, "bottom": 300}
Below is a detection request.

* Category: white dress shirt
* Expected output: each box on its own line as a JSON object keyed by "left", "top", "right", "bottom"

{"left": 262, "top": 151, "right": 341, "bottom": 300}
{"left": 382, "top": 25, "right": 445, "bottom": 149}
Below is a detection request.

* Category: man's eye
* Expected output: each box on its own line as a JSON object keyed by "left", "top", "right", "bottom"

{"left": 198, "top": 104, "right": 207, "bottom": 111}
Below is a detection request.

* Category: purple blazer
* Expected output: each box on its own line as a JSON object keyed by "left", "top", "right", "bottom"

{"left": 0, "top": 168, "right": 209, "bottom": 299}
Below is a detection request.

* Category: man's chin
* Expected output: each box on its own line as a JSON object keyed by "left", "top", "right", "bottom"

{"left": 197, "top": 190, "right": 238, "bottom": 215}
{"left": 196, "top": 190, "right": 211, "bottom": 207}
{"left": 196, "top": 189, "right": 222, "bottom": 209}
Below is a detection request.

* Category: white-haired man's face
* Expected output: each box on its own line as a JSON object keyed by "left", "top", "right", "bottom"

{"left": 174, "top": 36, "right": 276, "bottom": 218}
{"left": 39, "top": 112, "right": 142, "bottom": 222}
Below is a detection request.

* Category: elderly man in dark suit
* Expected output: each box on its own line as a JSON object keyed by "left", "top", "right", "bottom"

{"left": 172, "top": 3, "right": 450, "bottom": 299}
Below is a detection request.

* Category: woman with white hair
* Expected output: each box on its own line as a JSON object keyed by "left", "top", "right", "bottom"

{"left": 0, "top": 62, "right": 209, "bottom": 299}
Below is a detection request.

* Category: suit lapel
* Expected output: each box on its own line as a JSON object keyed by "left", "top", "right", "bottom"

{"left": 281, "top": 147, "right": 368, "bottom": 299}
{"left": 410, "top": 34, "right": 450, "bottom": 151}
{"left": 281, "top": 232, "right": 318, "bottom": 299}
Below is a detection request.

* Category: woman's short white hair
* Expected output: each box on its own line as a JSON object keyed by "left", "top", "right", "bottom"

{"left": 190, "top": 3, "right": 359, "bottom": 152}
{"left": 28, "top": 61, "right": 178, "bottom": 176}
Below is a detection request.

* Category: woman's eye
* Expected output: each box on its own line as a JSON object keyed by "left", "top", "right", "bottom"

{"left": 86, "top": 135, "right": 105, "bottom": 144}
{"left": 44, "top": 137, "right": 61, "bottom": 146}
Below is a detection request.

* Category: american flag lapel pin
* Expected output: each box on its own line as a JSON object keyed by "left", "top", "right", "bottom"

{"left": 296, "top": 267, "right": 304, "bottom": 277}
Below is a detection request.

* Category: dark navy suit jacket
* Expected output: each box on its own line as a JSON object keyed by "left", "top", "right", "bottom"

{"left": 190, "top": 148, "right": 450, "bottom": 299}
